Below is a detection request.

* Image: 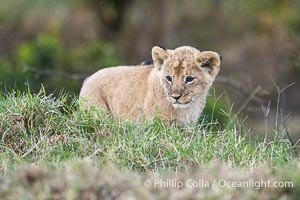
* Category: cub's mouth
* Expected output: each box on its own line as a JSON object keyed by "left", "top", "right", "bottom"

{"left": 172, "top": 102, "right": 191, "bottom": 109}
{"left": 172, "top": 98, "right": 192, "bottom": 109}
{"left": 166, "top": 95, "right": 192, "bottom": 109}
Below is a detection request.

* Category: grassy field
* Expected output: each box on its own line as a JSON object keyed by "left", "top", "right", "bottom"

{"left": 0, "top": 90, "right": 299, "bottom": 199}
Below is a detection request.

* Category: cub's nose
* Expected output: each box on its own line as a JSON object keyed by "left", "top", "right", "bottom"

{"left": 172, "top": 94, "right": 182, "bottom": 101}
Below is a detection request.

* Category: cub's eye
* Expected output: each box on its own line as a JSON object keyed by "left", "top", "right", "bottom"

{"left": 186, "top": 76, "right": 195, "bottom": 83}
{"left": 165, "top": 76, "right": 172, "bottom": 83}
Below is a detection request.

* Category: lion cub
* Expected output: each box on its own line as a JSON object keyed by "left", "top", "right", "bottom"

{"left": 80, "top": 46, "right": 221, "bottom": 125}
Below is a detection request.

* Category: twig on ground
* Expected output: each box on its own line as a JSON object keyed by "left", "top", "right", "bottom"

{"left": 25, "top": 68, "right": 88, "bottom": 80}
{"left": 215, "top": 76, "right": 264, "bottom": 105}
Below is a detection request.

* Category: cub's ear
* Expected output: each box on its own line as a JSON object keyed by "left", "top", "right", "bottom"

{"left": 152, "top": 46, "right": 168, "bottom": 70}
{"left": 196, "top": 51, "right": 221, "bottom": 77}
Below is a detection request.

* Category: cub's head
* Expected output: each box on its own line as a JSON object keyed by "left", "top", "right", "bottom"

{"left": 152, "top": 46, "right": 221, "bottom": 109}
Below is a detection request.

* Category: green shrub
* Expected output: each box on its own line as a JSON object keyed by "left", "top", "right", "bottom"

{"left": 80, "top": 41, "right": 122, "bottom": 69}
{"left": 14, "top": 33, "right": 122, "bottom": 93}
{"left": 0, "top": 60, "right": 29, "bottom": 90}
{"left": 17, "top": 34, "right": 63, "bottom": 69}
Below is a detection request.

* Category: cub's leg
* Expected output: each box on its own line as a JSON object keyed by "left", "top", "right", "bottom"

{"left": 79, "top": 83, "right": 109, "bottom": 112}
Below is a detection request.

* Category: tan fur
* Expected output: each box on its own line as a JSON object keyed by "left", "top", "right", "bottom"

{"left": 80, "top": 46, "right": 221, "bottom": 125}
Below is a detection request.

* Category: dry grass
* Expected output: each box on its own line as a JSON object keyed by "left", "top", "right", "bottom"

{"left": 0, "top": 160, "right": 299, "bottom": 200}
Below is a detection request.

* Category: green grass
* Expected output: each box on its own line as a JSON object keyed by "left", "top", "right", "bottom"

{"left": 0, "top": 89, "right": 298, "bottom": 199}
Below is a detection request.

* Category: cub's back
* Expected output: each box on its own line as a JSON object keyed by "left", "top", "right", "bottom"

{"left": 79, "top": 65, "right": 154, "bottom": 110}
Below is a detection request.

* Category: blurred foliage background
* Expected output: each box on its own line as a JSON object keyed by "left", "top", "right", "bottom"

{"left": 0, "top": 0, "right": 300, "bottom": 137}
